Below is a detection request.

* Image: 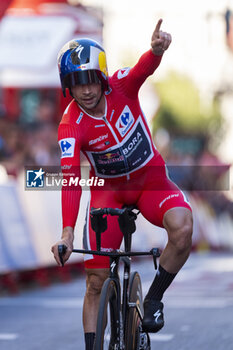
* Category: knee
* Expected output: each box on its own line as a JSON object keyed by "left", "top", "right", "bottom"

{"left": 174, "top": 220, "right": 193, "bottom": 253}
{"left": 164, "top": 210, "right": 193, "bottom": 253}
{"left": 86, "top": 272, "right": 107, "bottom": 296}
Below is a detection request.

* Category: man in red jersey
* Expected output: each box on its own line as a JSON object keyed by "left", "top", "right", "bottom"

{"left": 52, "top": 19, "right": 193, "bottom": 349}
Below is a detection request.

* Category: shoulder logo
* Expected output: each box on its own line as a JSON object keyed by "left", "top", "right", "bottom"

{"left": 115, "top": 106, "right": 134, "bottom": 137}
{"left": 59, "top": 138, "right": 75, "bottom": 158}
{"left": 117, "top": 67, "right": 130, "bottom": 79}
{"left": 76, "top": 112, "right": 83, "bottom": 124}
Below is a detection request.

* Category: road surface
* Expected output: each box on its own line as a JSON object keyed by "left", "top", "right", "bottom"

{"left": 0, "top": 251, "right": 233, "bottom": 350}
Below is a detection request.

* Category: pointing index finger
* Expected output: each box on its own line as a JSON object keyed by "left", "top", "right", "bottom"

{"left": 155, "top": 18, "right": 163, "bottom": 34}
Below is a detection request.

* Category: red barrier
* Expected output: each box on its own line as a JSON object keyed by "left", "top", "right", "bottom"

{"left": 0, "top": 262, "right": 85, "bottom": 295}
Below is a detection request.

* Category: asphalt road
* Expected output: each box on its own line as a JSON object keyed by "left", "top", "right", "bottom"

{"left": 1, "top": 251, "right": 233, "bottom": 350}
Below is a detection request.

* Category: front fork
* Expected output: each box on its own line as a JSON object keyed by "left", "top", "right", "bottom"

{"left": 109, "top": 255, "right": 131, "bottom": 349}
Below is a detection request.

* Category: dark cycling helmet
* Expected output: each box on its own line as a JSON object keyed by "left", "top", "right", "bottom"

{"left": 57, "top": 38, "right": 109, "bottom": 97}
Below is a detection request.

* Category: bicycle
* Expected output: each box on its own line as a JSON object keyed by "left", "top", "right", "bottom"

{"left": 58, "top": 206, "right": 160, "bottom": 350}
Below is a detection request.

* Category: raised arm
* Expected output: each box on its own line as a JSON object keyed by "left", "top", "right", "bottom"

{"left": 112, "top": 19, "right": 172, "bottom": 98}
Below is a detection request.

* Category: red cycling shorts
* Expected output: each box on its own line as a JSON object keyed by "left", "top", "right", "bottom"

{"left": 83, "top": 163, "right": 192, "bottom": 269}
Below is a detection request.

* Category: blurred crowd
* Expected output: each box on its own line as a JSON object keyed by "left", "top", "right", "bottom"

{"left": 0, "top": 95, "right": 233, "bottom": 234}
{"left": 0, "top": 97, "right": 61, "bottom": 178}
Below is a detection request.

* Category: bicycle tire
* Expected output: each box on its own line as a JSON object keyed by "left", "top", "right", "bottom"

{"left": 94, "top": 278, "right": 121, "bottom": 350}
{"left": 125, "top": 272, "right": 150, "bottom": 350}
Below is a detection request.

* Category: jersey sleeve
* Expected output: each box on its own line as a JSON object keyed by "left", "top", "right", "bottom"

{"left": 111, "top": 50, "right": 162, "bottom": 99}
{"left": 58, "top": 123, "right": 82, "bottom": 229}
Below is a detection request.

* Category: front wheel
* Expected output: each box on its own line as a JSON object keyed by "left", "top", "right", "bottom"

{"left": 94, "top": 278, "right": 121, "bottom": 350}
{"left": 125, "top": 271, "right": 150, "bottom": 350}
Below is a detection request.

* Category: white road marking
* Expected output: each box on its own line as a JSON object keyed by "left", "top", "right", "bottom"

{"left": 150, "top": 334, "right": 174, "bottom": 342}
{"left": 165, "top": 297, "right": 231, "bottom": 308}
{"left": 0, "top": 297, "right": 83, "bottom": 308}
{"left": 0, "top": 333, "right": 18, "bottom": 340}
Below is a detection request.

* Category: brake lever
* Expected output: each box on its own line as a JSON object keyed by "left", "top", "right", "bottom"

{"left": 58, "top": 244, "right": 67, "bottom": 267}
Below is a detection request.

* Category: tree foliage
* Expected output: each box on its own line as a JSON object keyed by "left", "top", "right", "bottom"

{"left": 152, "top": 71, "right": 223, "bottom": 139}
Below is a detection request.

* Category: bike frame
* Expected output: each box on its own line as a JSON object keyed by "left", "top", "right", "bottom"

{"left": 58, "top": 206, "right": 160, "bottom": 347}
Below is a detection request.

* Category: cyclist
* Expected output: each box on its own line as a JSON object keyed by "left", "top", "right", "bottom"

{"left": 51, "top": 19, "right": 193, "bottom": 350}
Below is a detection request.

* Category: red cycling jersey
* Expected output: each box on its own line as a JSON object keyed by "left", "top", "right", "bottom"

{"left": 59, "top": 50, "right": 163, "bottom": 226}
{"left": 58, "top": 49, "right": 191, "bottom": 268}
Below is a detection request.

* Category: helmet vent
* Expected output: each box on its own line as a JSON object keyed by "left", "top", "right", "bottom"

{"left": 71, "top": 51, "right": 81, "bottom": 65}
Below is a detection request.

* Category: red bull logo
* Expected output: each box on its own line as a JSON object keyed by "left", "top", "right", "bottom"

{"left": 99, "top": 152, "right": 120, "bottom": 160}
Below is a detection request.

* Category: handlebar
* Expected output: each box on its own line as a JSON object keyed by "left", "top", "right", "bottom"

{"left": 57, "top": 206, "right": 160, "bottom": 268}
{"left": 71, "top": 247, "right": 160, "bottom": 270}
{"left": 72, "top": 247, "right": 160, "bottom": 258}
{"left": 58, "top": 244, "right": 67, "bottom": 267}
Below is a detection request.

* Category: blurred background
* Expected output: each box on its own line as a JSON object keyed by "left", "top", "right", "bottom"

{"left": 0, "top": 0, "right": 233, "bottom": 293}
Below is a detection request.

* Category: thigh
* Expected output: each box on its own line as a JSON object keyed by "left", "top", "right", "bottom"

{"left": 137, "top": 168, "right": 192, "bottom": 228}
{"left": 83, "top": 190, "right": 124, "bottom": 269}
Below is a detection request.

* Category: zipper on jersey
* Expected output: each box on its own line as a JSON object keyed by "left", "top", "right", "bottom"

{"left": 102, "top": 116, "right": 119, "bottom": 143}
{"left": 102, "top": 116, "right": 130, "bottom": 180}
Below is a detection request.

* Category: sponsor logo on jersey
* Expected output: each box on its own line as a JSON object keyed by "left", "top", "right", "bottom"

{"left": 61, "top": 164, "right": 72, "bottom": 170}
{"left": 115, "top": 105, "right": 134, "bottom": 137}
{"left": 117, "top": 67, "right": 130, "bottom": 79}
{"left": 87, "top": 116, "right": 154, "bottom": 177}
{"left": 89, "top": 133, "right": 108, "bottom": 145}
{"left": 76, "top": 112, "right": 83, "bottom": 124}
{"left": 98, "top": 151, "right": 124, "bottom": 164}
{"left": 59, "top": 138, "right": 75, "bottom": 158}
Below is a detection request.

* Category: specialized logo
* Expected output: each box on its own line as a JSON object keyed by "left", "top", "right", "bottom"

{"left": 115, "top": 105, "right": 134, "bottom": 137}
{"left": 110, "top": 261, "right": 117, "bottom": 273}
{"left": 26, "top": 168, "right": 45, "bottom": 188}
{"left": 153, "top": 310, "right": 162, "bottom": 322}
{"left": 59, "top": 138, "right": 75, "bottom": 158}
{"left": 75, "top": 45, "right": 84, "bottom": 59}
{"left": 117, "top": 67, "right": 130, "bottom": 79}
